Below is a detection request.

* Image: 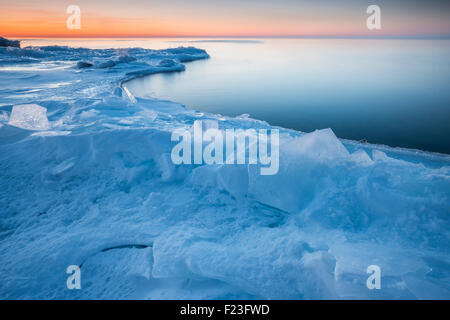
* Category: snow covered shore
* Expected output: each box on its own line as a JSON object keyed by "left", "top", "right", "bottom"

{"left": 0, "top": 44, "right": 449, "bottom": 299}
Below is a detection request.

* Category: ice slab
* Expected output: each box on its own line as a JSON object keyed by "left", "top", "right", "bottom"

{"left": 8, "top": 104, "right": 51, "bottom": 131}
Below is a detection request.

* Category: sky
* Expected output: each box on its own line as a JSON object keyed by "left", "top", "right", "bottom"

{"left": 1, "top": 0, "right": 450, "bottom": 38}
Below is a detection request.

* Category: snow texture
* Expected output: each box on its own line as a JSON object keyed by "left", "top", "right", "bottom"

{"left": 0, "top": 44, "right": 449, "bottom": 300}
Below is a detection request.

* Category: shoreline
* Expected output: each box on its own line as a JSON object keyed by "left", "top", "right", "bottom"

{"left": 1, "top": 39, "right": 450, "bottom": 161}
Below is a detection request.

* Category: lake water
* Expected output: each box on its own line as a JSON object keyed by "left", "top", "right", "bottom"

{"left": 23, "top": 38, "right": 450, "bottom": 154}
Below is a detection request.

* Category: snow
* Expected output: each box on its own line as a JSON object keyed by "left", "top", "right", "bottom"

{"left": 0, "top": 44, "right": 449, "bottom": 300}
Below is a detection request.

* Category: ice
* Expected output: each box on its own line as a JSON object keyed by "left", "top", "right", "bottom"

{"left": 76, "top": 61, "right": 94, "bottom": 69}
{"left": 0, "top": 44, "right": 449, "bottom": 300}
{"left": 8, "top": 104, "right": 51, "bottom": 131}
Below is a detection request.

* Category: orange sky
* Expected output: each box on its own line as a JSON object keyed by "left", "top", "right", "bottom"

{"left": 1, "top": 0, "right": 449, "bottom": 38}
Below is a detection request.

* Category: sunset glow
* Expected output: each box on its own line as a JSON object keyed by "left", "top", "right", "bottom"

{"left": 1, "top": 0, "right": 450, "bottom": 38}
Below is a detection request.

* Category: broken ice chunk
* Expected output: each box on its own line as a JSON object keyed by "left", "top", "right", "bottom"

{"left": 284, "top": 128, "right": 349, "bottom": 160}
{"left": 8, "top": 104, "right": 51, "bottom": 131}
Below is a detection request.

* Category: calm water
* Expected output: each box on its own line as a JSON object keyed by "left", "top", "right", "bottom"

{"left": 23, "top": 38, "right": 450, "bottom": 154}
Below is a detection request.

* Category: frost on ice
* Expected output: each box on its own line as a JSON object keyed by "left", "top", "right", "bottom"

{"left": 0, "top": 43, "right": 449, "bottom": 300}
